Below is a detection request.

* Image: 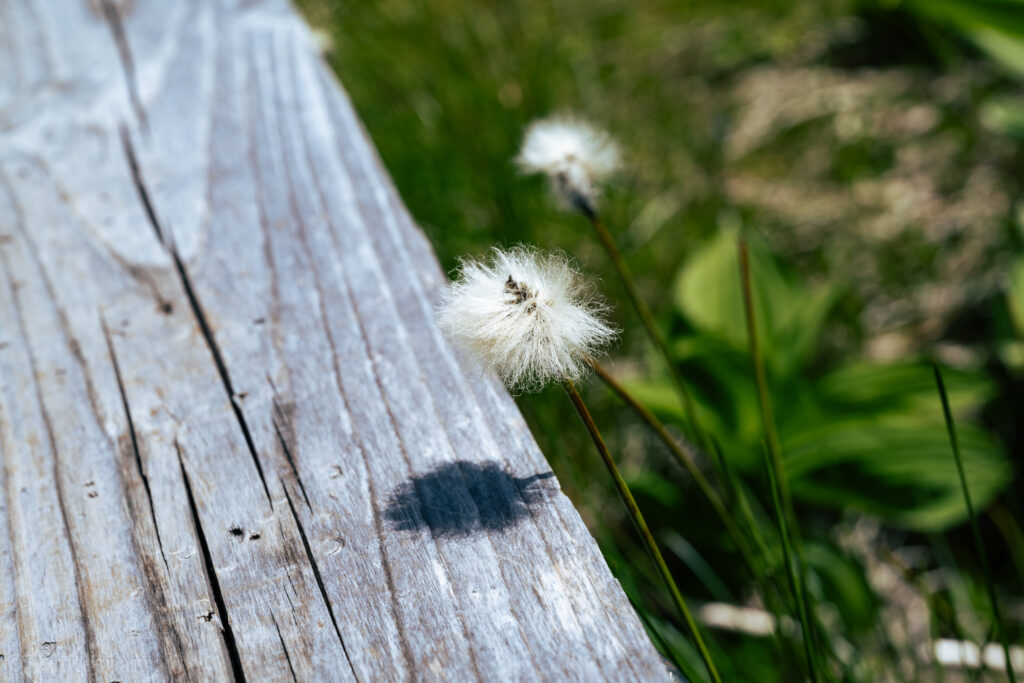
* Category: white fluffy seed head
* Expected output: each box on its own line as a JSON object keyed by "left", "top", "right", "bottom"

{"left": 437, "top": 246, "right": 617, "bottom": 393}
{"left": 515, "top": 116, "right": 620, "bottom": 213}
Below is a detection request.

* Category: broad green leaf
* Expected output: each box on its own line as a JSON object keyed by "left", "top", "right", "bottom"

{"left": 973, "top": 26, "right": 1024, "bottom": 77}
{"left": 998, "top": 340, "right": 1024, "bottom": 370}
{"left": 781, "top": 284, "right": 840, "bottom": 375}
{"left": 623, "top": 362, "right": 763, "bottom": 469}
{"left": 782, "top": 420, "right": 1011, "bottom": 531}
{"left": 673, "top": 230, "right": 838, "bottom": 376}
{"left": 673, "top": 230, "right": 782, "bottom": 355}
{"left": 815, "top": 361, "right": 995, "bottom": 416}
{"left": 909, "top": 0, "right": 1024, "bottom": 77}
{"left": 909, "top": 0, "right": 1024, "bottom": 37}
{"left": 620, "top": 376, "right": 688, "bottom": 422}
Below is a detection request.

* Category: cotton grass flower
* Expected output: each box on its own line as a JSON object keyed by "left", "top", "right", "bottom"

{"left": 516, "top": 115, "right": 710, "bottom": 453}
{"left": 437, "top": 246, "right": 615, "bottom": 392}
{"left": 437, "top": 246, "right": 721, "bottom": 682}
{"left": 516, "top": 117, "right": 619, "bottom": 214}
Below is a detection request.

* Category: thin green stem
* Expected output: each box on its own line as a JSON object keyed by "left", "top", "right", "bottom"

{"left": 738, "top": 237, "right": 821, "bottom": 682}
{"left": 584, "top": 210, "right": 712, "bottom": 456}
{"left": 737, "top": 237, "right": 809, "bottom": 547}
{"left": 563, "top": 379, "right": 722, "bottom": 683}
{"left": 593, "top": 361, "right": 808, "bottom": 675}
{"left": 711, "top": 440, "right": 774, "bottom": 568}
{"left": 933, "top": 363, "right": 1018, "bottom": 683}
{"left": 737, "top": 239, "right": 787, "bottom": 513}
{"left": 763, "top": 443, "right": 820, "bottom": 683}
{"left": 592, "top": 361, "right": 758, "bottom": 579}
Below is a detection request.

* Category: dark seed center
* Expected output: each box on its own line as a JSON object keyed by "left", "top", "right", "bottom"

{"left": 505, "top": 275, "right": 533, "bottom": 306}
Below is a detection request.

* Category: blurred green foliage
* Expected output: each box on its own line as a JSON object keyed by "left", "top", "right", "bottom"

{"left": 299, "top": 0, "right": 1024, "bottom": 679}
{"left": 631, "top": 229, "right": 1011, "bottom": 530}
{"left": 907, "top": 0, "right": 1024, "bottom": 77}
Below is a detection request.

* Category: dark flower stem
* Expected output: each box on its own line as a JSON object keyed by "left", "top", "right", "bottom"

{"left": 933, "top": 363, "right": 1018, "bottom": 683}
{"left": 562, "top": 378, "right": 722, "bottom": 683}
{"left": 738, "top": 237, "right": 820, "bottom": 682}
{"left": 580, "top": 204, "right": 711, "bottom": 455}
{"left": 591, "top": 360, "right": 759, "bottom": 577}
{"left": 592, "top": 360, "right": 807, "bottom": 671}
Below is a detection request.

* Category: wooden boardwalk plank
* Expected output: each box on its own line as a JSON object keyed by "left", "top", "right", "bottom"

{"left": 0, "top": 0, "right": 672, "bottom": 680}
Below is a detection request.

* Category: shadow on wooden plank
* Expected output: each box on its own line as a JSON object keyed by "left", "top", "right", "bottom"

{"left": 386, "top": 462, "right": 555, "bottom": 537}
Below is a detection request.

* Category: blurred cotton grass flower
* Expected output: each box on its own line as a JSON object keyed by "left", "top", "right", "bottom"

{"left": 516, "top": 114, "right": 710, "bottom": 454}
{"left": 437, "top": 246, "right": 614, "bottom": 393}
{"left": 436, "top": 245, "right": 721, "bottom": 683}
{"left": 515, "top": 116, "right": 619, "bottom": 214}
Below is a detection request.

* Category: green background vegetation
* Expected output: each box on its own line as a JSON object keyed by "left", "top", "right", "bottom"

{"left": 298, "top": 0, "right": 1024, "bottom": 679}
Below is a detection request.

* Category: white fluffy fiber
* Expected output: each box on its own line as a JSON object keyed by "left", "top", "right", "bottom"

{"left": 516, "top": 116, "right": 620, "bottom": 211}
{"left": 437, "top": 247, "right": 616, "bottom": 392}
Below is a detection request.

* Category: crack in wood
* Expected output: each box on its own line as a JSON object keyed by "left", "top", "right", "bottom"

{"left": 177, "top": 442, "right": 247, "bottom": 683}
{"left": 270, "top": 614, "right": 298, "bottom": 683}
{"left": 118, "top": 125, "right": 162, "bottom": 244}
{"left": 169, "top": 242, "right": 274, "bottom": 509}
{"left": 272, "top": 417, "right": 311, "bottom": 511}
{"left": 267, "top": 384, "right": 310, "bottom": 511}
{"left": 100, "top": 313, "right": 169, "bottom": 571}
{"left": 100, "top": 0, "right": 148, "bottom": 132}
{"left": 271, "top": 520, "right": 302, "bottom": 634}
{"left": 280, "top": 485, "right": 357, "bottom": 682}
{"left": 276, "top": 107, "right": 420, "bottom": 676}
{"left": 339, "top": 281, "right": 485, "bottom": 681}
{"left": 117, "top": 129, "right": 275, "bottom": 509}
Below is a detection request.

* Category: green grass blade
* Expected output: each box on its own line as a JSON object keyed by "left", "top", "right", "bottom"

{"left": 592, "top": 361, "right": 760, "bottom": 578}
{"left": 739, "top": 236, "right": 822, "bottom": 682}
{"left": 585, "top": 210, "right": 714, "bottom": 457}
{"left": 563, "top": 379, "right": 723, "bottom": 683}
{"left": 933, "top": 363, "right": 1018, "bottom": 683}
{"left": 763, "top": 442, "right": 821, "bottom": 683}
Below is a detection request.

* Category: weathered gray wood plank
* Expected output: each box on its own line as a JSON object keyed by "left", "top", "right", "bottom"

{"left": 0, "top": 0, "right": 671, "bottom": 680}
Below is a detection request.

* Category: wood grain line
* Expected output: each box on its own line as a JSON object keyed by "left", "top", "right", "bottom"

{"left": 101, "top": 312, "right": 169, "bottom": 572}
{"left": 284, "top": 179, "right": 416, "bottom": 677}
{"left": 270, "top": 614, "right": 298, "bottom": 683}
{"left": 178, "top": 442, "right": 247, "bottom": 683}
{"left": 168, "top": 241, "right": 275, "bottom": 508}
{"left": 100, "top": 0, "right": 148, "bottom": 131}
{"left": 0, "top": 172, "right": 90, "bottom": 681}
{"left": 280, "top": 486, "right": 358, "bottom": 680}
{"left": 294, "top": 47, "right": 612, "bottom": 679}
{"left": 121, "top": 125, "right": 276, "bottom": 511}
{"left": 0, "top": 236, "right": 98, "bottom": 681}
